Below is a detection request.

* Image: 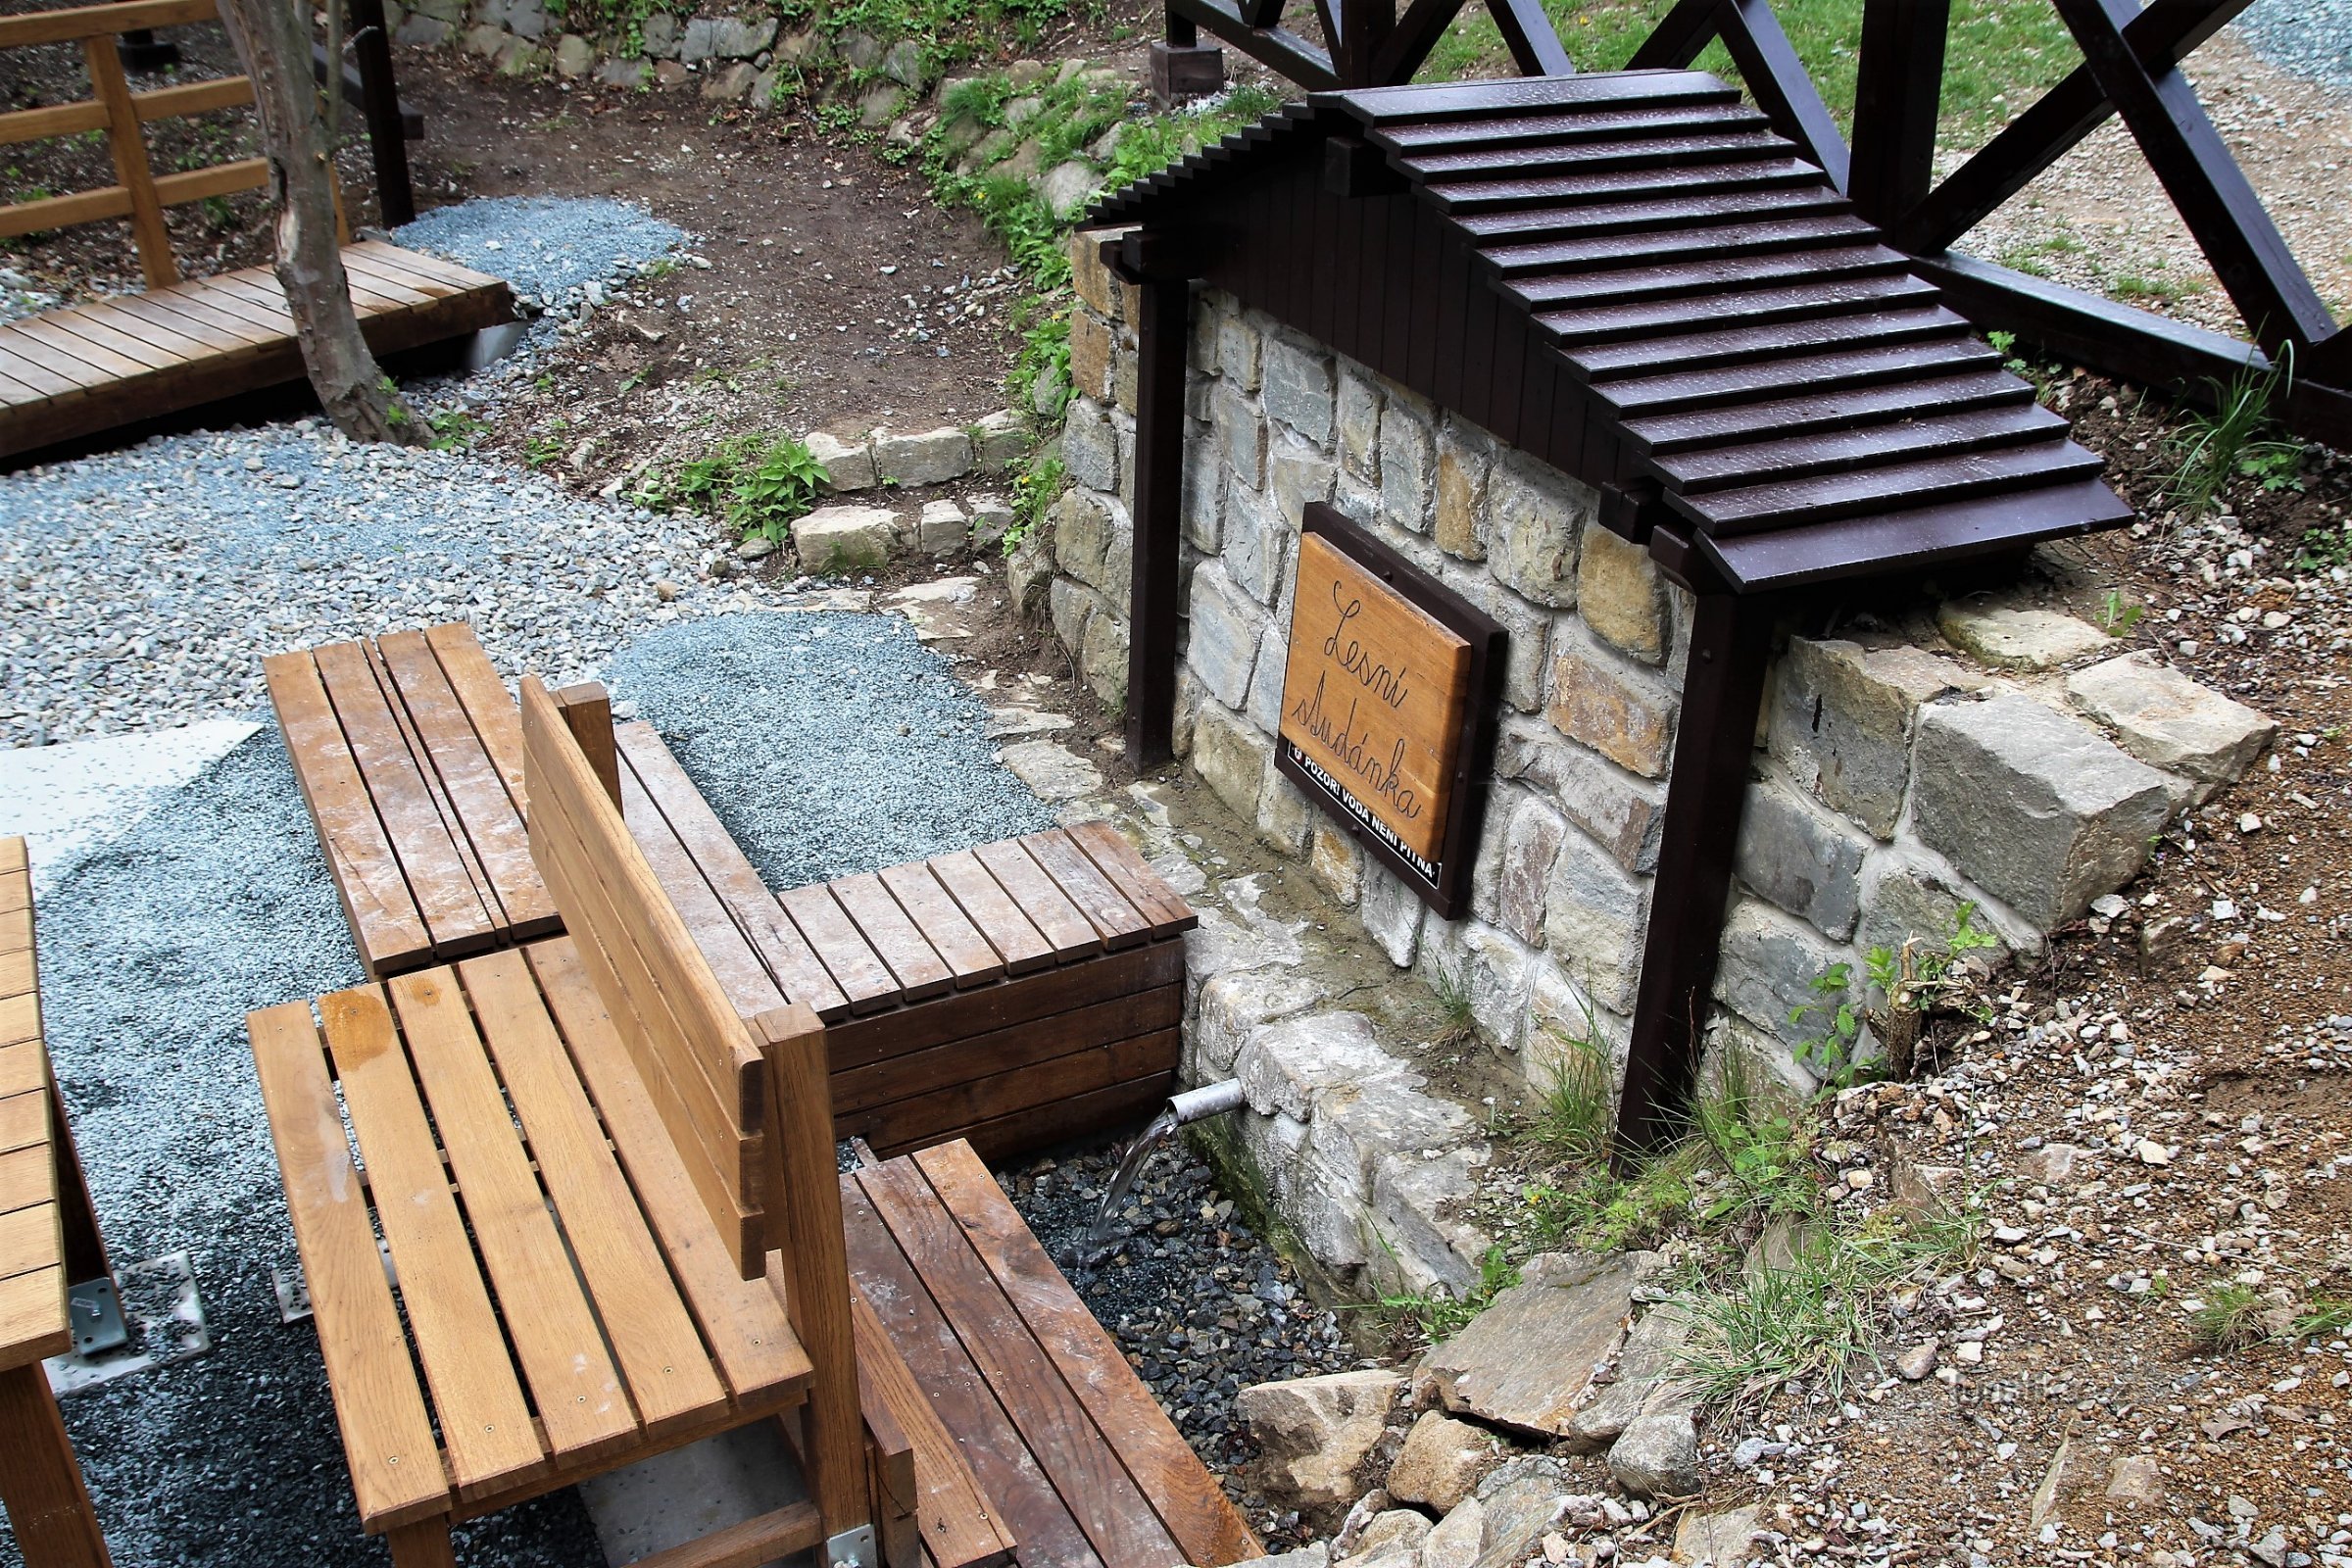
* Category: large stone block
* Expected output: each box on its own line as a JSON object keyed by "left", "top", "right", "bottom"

{"left": 1493, "top": 794, "right": 1566, "bottom": 946}
{"left": 1214, "top": 383, "right": 1267, "bottom": 488}
{"left": 1436, "top": 561, "right": 1548, "bottom": 713}
{"left": 1366, "top": 1147, "right": 1492, "bottom": 1298}
{"left": 1544, "top": 826, "right": 1646, "bottom": 1012}
{"left": 1577, "top": 521, "right": 1666, "bottom": 664}
{"left": 1049, "top": 576, "right": 1102, "bottom": 657}
{"left": 1182, "top": 438, "right": 1224, "bottom": 552}
{"left": 1386, "top": 1412, "right": 1501, "bottom": 1515}
{"left": 805, "top": 429, "right": 876, "bottom": 492}
{"left": 1337, "top": 367, "right": 1382, "bottom": 481}
{"left": 1060, "top": 395, "right": 1119, "bottom": 493}
{"left": 1237, "top": 1010, "right": 1396, "bottom": 1120}
{"left": 1379, "top": 402, "right": 1437, "bottom": 535}
{"left": 1912, "top": 695, "right": 2177, "bottom": 928}
{"left": 1217, "top": 313, "right": 1262, "bottom": 391}
{"left": 971, "top": 409, "right": 1030, "bottom": 474}
{"left": 1494, "top": 713, "right": 1665, "bottom": 874}
{"left": 1185, "top": 562, "right": 1266, "bottom": 709}
{"left": 872, "top": 425, "right": 972, "bottom": 487}
{"left": 1051, "top": 488, "right": 1132, "bottom": 606}
{"left": 1066, "top": 308, "right": 1113, "bottom": 404}
{"left": 1262, "top": 335, "right": 1336, "bottom": 444}
{"left": 1194, "top": 966, "right": 1333, "bottom": 1078}
{"left": 1545, "top": 626, "right": 1677, "bottom": 779}
{"left": 682, "top": 13, "right": 775, "bottom": 60}
{"left": 1080, "top": 608, "right": 1128, "bottom": 711}
{"left": 1309, "top": 820, "right": 1361, "bottom": 906}
{"left": 1257, "top": 766, "right": 1316, "bottom": 856}
{"left": 2065, "top": 653, "right": 2276, "bottom": 799}
{"left": 1434, "top": 418, "right": 1493, "bottom": 561}
{"left": 1359, "top": 858, "right": 1425, "bottom": 969}
{"left": 1767, "top": 637, "right": 1977, "bottom": 838}
{"left": 1304, "top": 1076, "right": 1473, "bottom": 1221}
{"left": 790, "top": 504, "right": 896, "bottom": 571}
{"left": 1856, "top": 844, "right": 2029, "bottom": 970}
{"left": 1067, "top": 224, "right": 1126, "bottom": 319}
{"left": 1194, "top": 700, "right": 1275, "bottom": 821}
{"left": 1235, "top": 1369, "right": 1402, "bottom": 1509}
{"left": 1245, "top": 623, "right": 1290, "bottom": 735}
{"left": 1937, "top": 601, "right": 2111, "bottom": 669}
{"left": 1488, "top": 454, "right": 1589, "bottom": 608}
{"left": 1420, "top": 1251, "right": 1636, "bottom": 1437}
{"left": 1712, "top": 897, "right": 1850, "bottom": 1052}
{"left": 1735, "top": 774, "right": 1869, "bottom": 939}
{"left": 1269, "top": 437, "right": 1337, "bottom": 525}
{"left": 1224, "top": 479, "right": 1293, "bottom": 609}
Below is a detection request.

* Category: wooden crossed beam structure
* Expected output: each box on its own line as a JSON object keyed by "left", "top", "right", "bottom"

{"left": 1160, "top": 0, "right": 2352, "bottom": 447}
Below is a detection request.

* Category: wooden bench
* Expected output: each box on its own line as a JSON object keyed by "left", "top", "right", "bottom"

{"left": 246, "top": 678, "right": 867, "bottom": 1567}
{"left": 270, "top": 622, "right": 1198, "bottom": 1158}
{"left": 250, "top": 686, "right": 1255, "bottom": 1567}
{"left": 0, "top": 0, "right": 511, "bottom": 461}
{"left": 0, "top": 838, "right": 118, "bottom": 1568}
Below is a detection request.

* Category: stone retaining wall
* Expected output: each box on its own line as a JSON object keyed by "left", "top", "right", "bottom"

{"left": 1021, "top": 231, "right": 2278, "bottom": 1275}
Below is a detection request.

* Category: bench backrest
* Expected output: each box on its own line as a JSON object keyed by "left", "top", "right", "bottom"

{"left": 520, "top": 675, "right": 809, "bottom": 1281}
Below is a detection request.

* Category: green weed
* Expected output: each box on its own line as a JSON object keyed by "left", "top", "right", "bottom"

{"left": 1534, "top": 1027, "right": 1613, "bottom": 1162}
{"left": 2166, "top": 353, "right": 2307, "bottom": 522}
{"left": 636, "top": 431, "right": 830, "bottom": 543}
{"left": 2189, "top": 1282, "right": 2269, "bottom": 1352}
{"left": 1005, "top": 451, "right": 1064, "bottom": 555}
{"left": 1431, "top": 963, "right": 1479, "bottom": 1049}
{"left": 2100, "top": 589, "right": 2144, "bottom": 637}
{"left": 1375, "top": 1244, "right": 1520, "bottom": 1346}
{"left": 2292, "top": 523, "right": 2350, "bottom": 572}
{"left": 1791, "top": 904, "right": 1996, "bottom": 1082}
{"left": 425, "top": 407, "right": 486, "bottom": 451}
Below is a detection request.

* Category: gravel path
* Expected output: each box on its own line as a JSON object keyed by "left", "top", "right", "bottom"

{"left": 2236, "top": 0, "right": 2352, "bottom": 92}
{"left": 394, "top": 195, "right": 687, "bottom": 318}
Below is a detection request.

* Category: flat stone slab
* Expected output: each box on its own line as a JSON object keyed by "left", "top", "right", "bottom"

{"left": 2066, "top": 652, "right": 2277, "bottom": 795}
{"left": 1567, "top": 1301, "right": 1696, "bottom": 1449}
{"left": 1419, "top": 1251, "right": 1636, "bottom": 1438}
{"left": 0, "top": 719, "right": 259, "bottom": 893}
{"left": 884, "top": 576, "right": 983, "bottom": 643}
{"left": 791, "top": 503, "right": 897, "bottom": 571}
{"left": 994, "top": 738, "right": 1103, "bottom": 803}
{"left": 1936, "top": 602, "right": 2114, "bottom": 669}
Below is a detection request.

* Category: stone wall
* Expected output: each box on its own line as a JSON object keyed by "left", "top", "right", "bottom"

{"left": 1026, "top": 230, "right": 2279, "bottom": 1128}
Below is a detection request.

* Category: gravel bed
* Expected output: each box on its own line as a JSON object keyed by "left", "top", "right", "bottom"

{"left": 1004, "top": 1137, "right": 1363, "bottom": 1551}
{"left": 4, "top": 731, "right": 600, "bottom": 1568}
{"left": 2235, "top": 0, "right": 2352, "bottom": 91}
{"left": 393, "top": 196, "right": 687, "bottom": 318}
{"left": 610, "top": 613, "right": 1053, "bottom": 890}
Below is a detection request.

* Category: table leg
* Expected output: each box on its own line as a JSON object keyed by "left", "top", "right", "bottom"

{"left": 0, "top": 1362, "right": 111, "bottom": 1568}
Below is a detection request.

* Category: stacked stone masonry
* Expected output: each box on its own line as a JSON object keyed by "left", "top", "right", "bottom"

{"left": 1030, "top": 232, "right": 2278, "bottom": 1298}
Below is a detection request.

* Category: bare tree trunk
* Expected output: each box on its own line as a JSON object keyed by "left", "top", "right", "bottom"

{"left": 217, "top": 0, "right": 415, "bottom": 443}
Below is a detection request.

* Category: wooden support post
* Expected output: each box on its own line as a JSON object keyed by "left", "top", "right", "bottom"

{"left": 80, "top": 33, "right": 174, "bottom": 289}
{"left": 0, "top": 1364, "right": 112, "bottom": 1568}
{"left": 48, "top": 1082, "right": 110, "bottom": 1296}
{"left": 346, "top": 0, "right": 415, "bottom": 227}
{"left": 1847, "top": 0, "right": 1947, "bottom": 227}
{"left": 552, "top": 683, "right": 621, "bottom": 811}
{"left": 1612, "top": 588, "right": 1776, "bottom": 1161}
{"left": 756, "top": 1004, "right": 868, "bottom": 1548}
{"left": 1124, "top": 268, "right": 1192, "bottom": 771}
{"left": 1485, "top": 0, "right": 1572, "bottom": 76}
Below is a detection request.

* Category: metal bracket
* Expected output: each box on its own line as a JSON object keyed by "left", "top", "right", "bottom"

{"left": 67, "top": 1276, "right": 128, "bottom": 1356}
{"left": 827, "top": 1524, "right": 879, "bottom": 1567}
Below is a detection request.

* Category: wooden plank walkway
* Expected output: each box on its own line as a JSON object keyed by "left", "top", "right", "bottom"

{"left": 845, "top": 1141, "right": 1261, "bottom": 1568}
{"left": 0, "top": 241, "right": 512, "bottom": 459}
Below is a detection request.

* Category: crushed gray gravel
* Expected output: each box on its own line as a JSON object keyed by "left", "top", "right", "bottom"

{"left": 393, "top": 195, "right": 687, "bottom": 318}
{"left": 2235, "top": 0, "right": 2352, "bottom": 91}
{"left": 611, "top": 612, "right": 1054, "bottom": 889}
{"left": 5, "top": 731, "right": 600, "bottom": 1568}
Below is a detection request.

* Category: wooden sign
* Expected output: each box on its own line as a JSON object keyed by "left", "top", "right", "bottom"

{"left": 1275, "top": 505, "right": 1503, "bottom": 918}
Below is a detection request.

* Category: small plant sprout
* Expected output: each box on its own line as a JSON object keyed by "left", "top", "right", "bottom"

{"left": 2100, "top": 589, "right": 2145, "bottom": 637}
{"left": 1792, "top": 905, "right": 1998, "bottom": 1082}
{"left": 2189, "top": 1282, "right": 2270, "bottom": 1352}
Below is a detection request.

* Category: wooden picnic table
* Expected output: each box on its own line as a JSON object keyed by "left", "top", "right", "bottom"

{"left": 0, "top": 837, "right": 115, "bottom": 1568}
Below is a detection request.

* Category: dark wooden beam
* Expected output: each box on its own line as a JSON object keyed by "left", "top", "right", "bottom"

{"left": 2048, "top": 0, "right": 2335, "bottom": 355}
{"left": 1846, "top": 0, "right": 1946, "bottom": 227}
{"left": 1892, "top": 0, "right": 2251, "bottom": 255}
{"left": 1624, "top": 0, "right": 1725, "bottom": 69}
{"left": 1167, "top": 0, "right": 1340, "bottom": 87}
{"left": 1486, "top": 0, "right": 1573, "bottom": 76}
{"left": 1370, "top": 0, "right": 1469, "bottom": 84}
{"left": 1613, "top": 580, "right": 1778, "bottom": 1161}
{"left": 1121, "top": 267, "right": 1194, "bottom": 769}
{"left": 346, "top": 0, "right": 415, "bottom": 227}
{"left": 1714, "top": 0, "right": 1849, "bottom": 190}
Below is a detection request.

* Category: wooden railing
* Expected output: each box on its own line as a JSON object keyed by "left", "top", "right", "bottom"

{"left": 0, "top": 0, "right": 416, "bottom": 290}
{"left": 1157, "top": 0, "right": 2351, "bottom": 447}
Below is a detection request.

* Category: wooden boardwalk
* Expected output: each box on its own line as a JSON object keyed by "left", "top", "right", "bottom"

{"left": 0, "top": 241, "right": 512, "bottom": 460}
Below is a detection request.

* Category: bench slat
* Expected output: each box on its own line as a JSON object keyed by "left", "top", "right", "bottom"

{"left": 855, "top": 1159, "right": 1185, "bottom": 1568}
{"left": 842, "top": 1180, "right": 1104, "bottom": 1568}
{"left": 264, "top": 650, "right": 432, "bottom": 976}
{"left": 971, "top": 842, "right": 1099, "bottom": 962}
{"left": 312, "top": 641, "right": 497, "bottom": 959}
{"left": 386, "top": 968, "right": 638, "bottom": 1468}
{"left": 0, "top": 1142, "right": 54, "bottom": 1214}
{"left": 832, "top": 989, "right": 1181, "bottom": 1119}
{"left": 618, "top": 763, "right": 790, "bottom": 1020}
{"left": 424, "top": 625, "right": 528, "bottom": 806}
{"left": 0, "top": 1039, "right": 46, "bottom": 1096}
{"left": 524, "top": 939, "right": 810, "bottom": 1402}
{"left": 0, "top": 1264, "right": 68, "bottom": 1369}
{"left": 876, "top": 863, "right": 1004, "bottom": 990}
{"left": 0, "top": 1091, "right": 44, "bottom": 1156}
{"left": 359, "top": 639, "right": 504, "bottom": 948}
{"left": 776, "top": 885, "right": 901, "bottom": 1016}
{"left": 246, "top": 1002, "right": 449, "bottom": 1534}
{"left": 460, "top": 949, "right": 730, "bottom": 1440}
{"left": 0, "top": 1201, "right": 60, "bottom": 1279}
{"left": 918, "top": 850, "right": 1054, "bottom": 977}
{"left": 1016, "top": 831, "right": 1151, "bottom": 952}
{"left": 375, "top": 629, "right": 558, "bottom": 940}
{"left": 915, "top": 1142, "right": 1262, "bottom": 1568}
{"left": 0, "top": 993, "right": 35, "bottom": 1048}
{"left": 614, "top": 723, "right": 851, "bottom": 1023}
{"left": 849, "top": 1281, "right": 1016, "bottom": 1568}
{"left": 531, "top": 820, "right": 767, "bottom": 1264}
{"left": 319, "top": 987, "right": 546, "bottom": 1497}
{"left": 1065, "top": 821, "right": 1199, "bottom": 939}
{"left": 844, "top": 1030, "right": 1179, "bottom": 1159}
{"left": 829, "top": 874, "right": 954, "bottom": 1004}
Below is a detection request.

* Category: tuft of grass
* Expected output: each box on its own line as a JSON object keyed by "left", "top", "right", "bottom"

{"left": 1674, "top": 1237, "right": 1882, "bottom": 1410}
{"left": 2293, "top": 1297, "right": 2352, "bottom": 1339}
{"left": 1431, "top": 963, "right": 1479, "bottom": 1049}
{"left": 2166, "top": 352, "right": 2307, "bottom": 522}
{"left": 2189, "top": 1282, "right": 2270, "bottom": 1352}
{"left": 1534, "top": 1028, "right": 1613, "bottom": 1161}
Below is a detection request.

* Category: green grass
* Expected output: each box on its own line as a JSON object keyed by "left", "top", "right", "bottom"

{"left": 1417, "top": 0, "right": 2079, "bottom": 149}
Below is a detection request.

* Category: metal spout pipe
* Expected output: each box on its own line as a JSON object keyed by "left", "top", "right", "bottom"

{"left": 1165, "top": 1078, "right": 1246, "bottom": 1126}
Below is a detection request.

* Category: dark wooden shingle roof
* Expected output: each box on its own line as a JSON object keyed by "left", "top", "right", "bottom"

{"left": 1089, "top": 73, "right": 2133, "bottom": 593}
